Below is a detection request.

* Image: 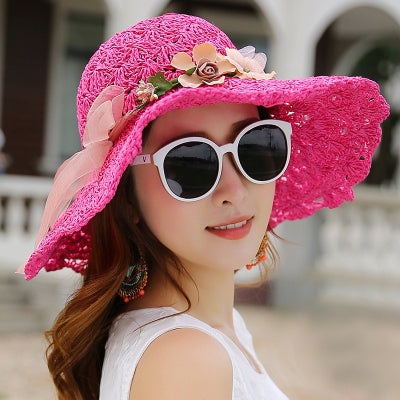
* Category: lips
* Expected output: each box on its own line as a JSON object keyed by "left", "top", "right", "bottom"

{"left": 210, "top": 219, "right": 249, "bottom": 230}
{"left": 206, "top": 217, "right": 253, "bottom": 240}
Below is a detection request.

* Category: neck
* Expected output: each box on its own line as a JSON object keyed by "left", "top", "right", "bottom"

{"left": 176, "top": 265, "right": 236, "bottom": 328}
{"left": 127, "top": 261, "right": 236, "bottom": 329}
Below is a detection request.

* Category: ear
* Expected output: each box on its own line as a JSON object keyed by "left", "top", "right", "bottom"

{"left": 128, "top": 202, "right": 140, "bottom": 224}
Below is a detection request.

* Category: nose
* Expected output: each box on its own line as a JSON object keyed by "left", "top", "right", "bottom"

{"left": 211, "top": 154, "right": 248, "bottom": 206}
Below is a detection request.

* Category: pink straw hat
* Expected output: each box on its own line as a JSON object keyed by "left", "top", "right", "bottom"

{"left": 21, "top": 13, "right": 389, "bottom": 280}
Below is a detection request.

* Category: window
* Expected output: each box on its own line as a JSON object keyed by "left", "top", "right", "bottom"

{"left": 60, "top": 12, "right": 105, "bottom": 159}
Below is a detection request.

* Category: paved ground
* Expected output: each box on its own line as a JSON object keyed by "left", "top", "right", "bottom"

{"left": 0, "top": 305, "right": 399, "bottom": 400}
{"left": 239, "top": 305, "right": 399, "bottom": 400}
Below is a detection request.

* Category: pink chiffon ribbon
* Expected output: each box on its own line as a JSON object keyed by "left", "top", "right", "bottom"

{"left": 34, "top": 85, "right": 134, "bottom": 250}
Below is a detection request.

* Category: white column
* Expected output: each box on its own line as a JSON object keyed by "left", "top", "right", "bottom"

{"left": 257, "top": 0, "right": 318, "bottom": 79}
{"left": 105, "top": 0, "right": 169, "bottom": 37}
{"left": 0, "top": 0, "right": 6, "bottom": 125}
{"left": 5, "top": 197, "right": 26, "bottom": 237}
{"left": 39, "top": 3, "right": 66, "bottom": 174}
{"left": 29, "top": 198, "right": 46, "bottom": 235}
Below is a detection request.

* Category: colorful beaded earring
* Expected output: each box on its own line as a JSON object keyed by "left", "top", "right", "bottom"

{"left": 246, "top": 233, "right": 269, "bottom": 270}
{"left": 118, "top": 253, "right": 148, "bottom": 303}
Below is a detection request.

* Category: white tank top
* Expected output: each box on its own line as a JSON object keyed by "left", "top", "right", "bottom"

{"left": 99, "top": 307, "right": 289, "bottom": 400}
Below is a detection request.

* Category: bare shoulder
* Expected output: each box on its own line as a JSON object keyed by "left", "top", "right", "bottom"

{"left": 130, "top": 328, "right": 233, "bottom": 400}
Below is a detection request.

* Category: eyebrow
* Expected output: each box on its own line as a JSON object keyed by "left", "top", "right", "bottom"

{"left": 170, "top": 117, "right": 260, "bottom": 143}
{"left": 230, "top": 117, "right": 260, "bottom": 138}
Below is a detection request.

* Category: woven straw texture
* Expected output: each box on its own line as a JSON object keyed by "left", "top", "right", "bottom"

{"left": 23, "top": 13, "right": 389, "bottom": 279}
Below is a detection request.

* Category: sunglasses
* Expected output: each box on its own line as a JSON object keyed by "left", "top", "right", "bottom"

{"left": 132, "top": 119, "right": 292, "bottom": 202}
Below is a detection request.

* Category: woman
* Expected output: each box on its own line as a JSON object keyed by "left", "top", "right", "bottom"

{"left": 19, "top": 13, "right": 389, "bottom": 400}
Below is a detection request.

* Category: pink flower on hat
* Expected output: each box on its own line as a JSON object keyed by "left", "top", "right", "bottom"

{"left": 225, "top": 46, "right": 276, "bottom": 80}
{"left": 171, "top": 42, "right": 235, "bottom": 88}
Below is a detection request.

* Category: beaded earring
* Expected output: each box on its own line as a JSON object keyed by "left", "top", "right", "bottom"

{"left": 118, "top": 253, "right": 148, "bottom": 303}
{"left": 246, "top": 233, "right": 269, "bottom": 270}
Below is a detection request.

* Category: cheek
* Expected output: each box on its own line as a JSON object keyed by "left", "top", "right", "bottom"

{"left": 133, "top": 166, "right": 192, "bottom": 244}
{"left": 254, "top": 182, "right": 276, "bottom": 224}
{"left": 134, "top": 165, "right": 169, "bottom": 225}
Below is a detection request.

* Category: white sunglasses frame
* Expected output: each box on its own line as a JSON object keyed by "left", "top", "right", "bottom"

{"left": 132, "top": 119, "right": 292, "bottom": 202}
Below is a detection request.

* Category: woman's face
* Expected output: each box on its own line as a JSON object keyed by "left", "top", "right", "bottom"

{"left": 132, "top": 103, "right": 275, "bottom": 274}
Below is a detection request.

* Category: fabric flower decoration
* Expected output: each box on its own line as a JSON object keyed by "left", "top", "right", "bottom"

{"left": 171, "top": 42, "right": 236, "bottom": 88}
{"left": 136, "top": 80, "right": 158, "bottom": 103}
{"left": 225, "top": 46, "right": 276, "bottom": 80}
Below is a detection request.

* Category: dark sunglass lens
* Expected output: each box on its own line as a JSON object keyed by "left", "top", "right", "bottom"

{"left": 163, "top": 142, "right": 219, "bottom": 199}
{"left": 238, "top": 125, "right": 288, "bottom": 181}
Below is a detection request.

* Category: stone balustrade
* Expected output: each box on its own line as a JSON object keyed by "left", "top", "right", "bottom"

{"left": 0, "top": 175, "right": 399, "bottom": 327}
{"left": 0, "top": 174, "right": 52, "bottom": 269}
{"left": 314, "top": 186, "right": 400, "bottom": 310}
{"left": 0, "top": 175, "right": 79, "bottom": 332}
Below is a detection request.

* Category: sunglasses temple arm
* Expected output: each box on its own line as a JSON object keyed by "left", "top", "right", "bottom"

{"left": 131, "top": 154, "right": 152, "bottom": 166}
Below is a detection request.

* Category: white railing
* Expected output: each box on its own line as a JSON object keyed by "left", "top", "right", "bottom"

{"left": 0, "top": 174, "right": 52, "bottom": 270}
{"left": 0, "top": 175, "right": 79, "bottom": 332}
{"left": 1, "top": 175, "right": 399, "bottom": 311}
{"left": 314, "top": 186, "right": 400, "bottom": 310}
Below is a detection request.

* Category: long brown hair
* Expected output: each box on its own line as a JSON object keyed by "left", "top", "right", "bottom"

{"left": 45, "top": 168, "right": 190, "bottom": 399}
{"left": 45, "top": 137, "right": 280, "bottom": 399}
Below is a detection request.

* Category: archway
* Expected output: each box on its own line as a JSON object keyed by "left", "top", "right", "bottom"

{"left": 315, "top": 6, "right": 400, "bottom": 187}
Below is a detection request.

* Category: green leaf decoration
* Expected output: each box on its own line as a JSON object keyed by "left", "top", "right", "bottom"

{"left": 185, "top": 67, "right": 196, "bottom": 75}
{"left": 148, "top": 71, "right": 173, "bottom": 97}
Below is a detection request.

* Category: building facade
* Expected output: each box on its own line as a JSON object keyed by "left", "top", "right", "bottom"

{"left": 0, "top": 0, "right": 399, "bottom": 320}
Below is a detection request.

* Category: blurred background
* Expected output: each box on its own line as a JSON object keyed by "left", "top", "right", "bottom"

{"left": 0, "top": 0, "right": 399, "bottom": 399}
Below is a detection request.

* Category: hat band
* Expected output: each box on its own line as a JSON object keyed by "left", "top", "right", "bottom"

{"left": 31, "top": 86, "right": 136, "bottom": 252}
{"left": 133, "top": 43, "right": 275, "bottom": 112}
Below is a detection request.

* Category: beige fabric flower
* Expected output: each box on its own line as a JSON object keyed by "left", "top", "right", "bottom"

{"left": 225, "top": 46, "right": 276, "bottom": 80}
{"left": 136, "top": 80, "right": 158, "bottom": 103}
{"left": 171, "top": 42, "right": 235, "bottom": 88}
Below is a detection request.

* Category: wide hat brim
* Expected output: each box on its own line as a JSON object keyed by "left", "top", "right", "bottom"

{"left": 23, "top": 75, "right": 389, "bottom": 279}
